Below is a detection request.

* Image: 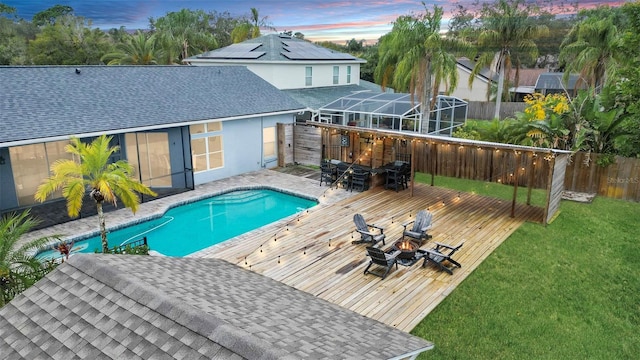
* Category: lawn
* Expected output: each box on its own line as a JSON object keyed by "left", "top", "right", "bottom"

{"left": 411, "top": 175, "right": 640, "bottom": 359}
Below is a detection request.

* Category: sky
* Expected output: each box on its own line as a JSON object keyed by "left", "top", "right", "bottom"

{"left": 2, "top": 0, "right": 628, "bottom": 44}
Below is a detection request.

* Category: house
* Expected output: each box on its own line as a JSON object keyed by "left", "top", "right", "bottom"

{"left": 442, "top": 57, "right": 494, "bottom": 102}
{"left": 0, "top": 66, "right": 304, "bottom": 214}
{"left": 184, "top": 33, "right": 367, "bottom": 91}
{"left": 0, "top": 254, "right": 433, "bottom": 359}
{"left": 535, "top": 72, "right": 586, "bottom": 96}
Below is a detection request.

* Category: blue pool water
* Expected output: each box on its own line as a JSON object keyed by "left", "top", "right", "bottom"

{"left": 37, "top": 189, "right": 317, "bottom": 260}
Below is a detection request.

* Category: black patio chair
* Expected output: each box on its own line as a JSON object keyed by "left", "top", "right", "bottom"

{"left": 364, "top": 246, "right": 400, "bottom": 279}
{"left": 336, "top": 163, "right": 351, "bottom": 190}
{"left": 421, "top": 241, "right": 464, "bottom": 275}
{"left": 402, "top": 210, "right": 433, "bottom": 246}
{"left": 384, "top": 168, "right": 404, "bottom": 192}
{"left": 320, "top": 161, "right": 336, "bottom": 186}
{"left": 352, "top": 214, "right": 385, "bottom": 246}
{"left": 350, "top": 170, "right": 370, "bottom": 192}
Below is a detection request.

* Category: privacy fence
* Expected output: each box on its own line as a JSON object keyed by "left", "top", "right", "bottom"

{"left": 565, "top": 152, "right": 640, "bottom": 202}
{"left": 292, "top": 123, "right": 640, "bottom": 203}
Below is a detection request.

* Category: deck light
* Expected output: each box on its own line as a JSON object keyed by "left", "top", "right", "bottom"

{"left": 303, "top": 247, "right": 306, "bottom": 255}
{"left": 260, "top": 245, "right": 263, "bottom": 252}
{"left": 278, "top": 256, "right": 281, "bottom": 264}
{"left": 328, "top": 239, "right": 332, "bottom": 247}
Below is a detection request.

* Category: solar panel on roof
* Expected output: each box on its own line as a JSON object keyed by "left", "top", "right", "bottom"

{"left": 198, "top": 43, "right": 265, "bottom": 59}
{"left": 280, "top": 40, "right": 356, "bottom": 60}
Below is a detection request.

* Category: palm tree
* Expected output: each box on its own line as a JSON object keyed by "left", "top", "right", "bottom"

{"left": 101, "top": 31, "right": 164, "bottom": 65}
{"left": 470, "top": 0, "right": 548, "bottom": 119}
{"left": 559, "top": 15, "right": 619, "bottom": 94}
{"left": 0, "top": 210, "right": 56, "bottom": 307}
{"left": 151, "top": 9, "right": 218, "bottom": 63}
{"left": 231, "top": 8, "right": 273, "bottom": 43}
{"left": 35, "top": 135, "right": 156, "bottom": 253}
{"left": 375, "top": 4, "right": 473, "bottom": 133}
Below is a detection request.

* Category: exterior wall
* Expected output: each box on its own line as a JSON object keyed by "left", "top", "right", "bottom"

{"left": 193, "top": 113, "right": 295, "bottom": 185}
{"left": 0, "top": 147, "right": 19, "bottom": 210}
{"left": 440, "top": 66, "right": 491, "bottom": 102}
{"left": 189, "top": 62, "right": 361, "bottom": 90}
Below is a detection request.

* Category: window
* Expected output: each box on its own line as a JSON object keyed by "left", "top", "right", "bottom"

{"left": 347, "top": 66, "right": 352, "bottom": 84}
{"left": 125, "top": 132, "right": 172, "bottom": 187}
{"left": 333, "top": 66, "right": 339, "bottom": 85}
{"left": 190, "top": 122, "right": 224, "bottom": 173}
{"left": 263, "top": 127, "right": 276, "bottom": 158}
{"left": 9, "top": 140, "right": 73, "bottom": 206}
{"left": 305, "top": 66, "right": 312, "bottom": 86}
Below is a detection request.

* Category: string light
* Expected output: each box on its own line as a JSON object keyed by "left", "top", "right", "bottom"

{"left": 244, "top": 256, "right": 247, "bottom": 265}
{"left": 303, "top": 247, "right": 306, "bottom": 255}
{"left": 278, "top": 255, "right": 281, "bottom": 264}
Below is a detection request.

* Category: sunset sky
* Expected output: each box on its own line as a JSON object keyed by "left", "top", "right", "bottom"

{"left": 3, "top": 0, "right": 628, "bottom": 43}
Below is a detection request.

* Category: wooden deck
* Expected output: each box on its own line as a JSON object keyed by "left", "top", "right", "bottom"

{"left": 204, "top": 183, "right": 544, "bottom": 332}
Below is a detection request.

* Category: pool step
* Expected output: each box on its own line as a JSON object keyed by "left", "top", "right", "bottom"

{"left": 207, "top": 190, "right": 270, "bottom": 204}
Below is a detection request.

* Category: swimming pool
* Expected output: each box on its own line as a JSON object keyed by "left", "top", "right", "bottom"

{"left": 37, "top": 189, "right": 317, "bottom": 260}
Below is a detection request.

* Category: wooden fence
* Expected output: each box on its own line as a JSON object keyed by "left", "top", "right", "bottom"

{"left": 565, "top": 152, "right": 640, "bottom": 202}
{"left": 467, "top": 101, "right": 527, "bottom": 120}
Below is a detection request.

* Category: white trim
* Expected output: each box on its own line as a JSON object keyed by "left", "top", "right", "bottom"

{"left": 0, "top": 109, "right": 305, "bottom": 148}
{"left": 386, "top": 344, "right": 435, "bottom": 360}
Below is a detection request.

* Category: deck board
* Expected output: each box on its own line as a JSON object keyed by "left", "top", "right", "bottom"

{"left": 202, "top": 182, "right": 543, "bottom": 332}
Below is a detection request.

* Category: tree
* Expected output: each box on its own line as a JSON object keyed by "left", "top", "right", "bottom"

{"left": 375, "top": 4, "right": 473, "bottom": 133}
{"left": 35, "top": 135, "right": 156, "bottom": 253}
{"left": 32, "top": 4, "right": 73, "bottom": 26}
{"left": 0, "top": 211, "right": 56, "bottom": 307}
{"left": 559, "top": 9, "right": 620, "bottom": 94}
{"left": 101, "top": 31, "right": 164, "bottom": 65}
{"left": 230, "top": 7, "right": 273, "bottom": 43}
{"left": 150, "top": 9, "right": 218, "bottom": 63}
{"left": 28, "top": 15, "right": 110, "bottom": 65}
{"left": 470, "top": 0, "right": 549, "bottom": 119}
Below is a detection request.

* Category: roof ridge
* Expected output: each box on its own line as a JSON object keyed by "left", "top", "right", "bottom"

{"left": 67, "top": 254, "right": 295, "bottom": 360}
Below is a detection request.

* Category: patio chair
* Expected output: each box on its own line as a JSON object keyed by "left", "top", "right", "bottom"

{"left": 364, "top": 246, "right": 400, "bottom": 279}
{"left": 401, "top": 210, "right": 433, "bottom": 246}
{"left": 320, "top": 161, "right": 336, "bottom": 186}
{"left": 421, "top": 241, "right": 464, "bottom": 275}
{"left": 350, "top": 170, "right": 370, "bottom": 192}
{"left": 352, "top": 214, "right": 385, "bottom": 246}
{"left": 384, "top": 168, "right": 404, "bottom": 192}
{"left": 336, "top": 163, "right": 351, "bottom": 190}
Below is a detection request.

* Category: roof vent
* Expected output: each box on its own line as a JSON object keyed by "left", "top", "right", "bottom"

{"left": 75, "top": 68, "right": 81, "bottom": 74}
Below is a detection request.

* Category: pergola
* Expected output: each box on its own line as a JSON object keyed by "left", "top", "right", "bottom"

{"left": 313, "top": 92, "right": 468, "bottom": 136}
{"left": 310, "top": 123, "right": 570, "bottom": 225}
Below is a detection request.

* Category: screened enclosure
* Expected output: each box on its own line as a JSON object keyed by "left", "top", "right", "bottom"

{"left": 314, "top": 92, "right": 467, "bottom": 136}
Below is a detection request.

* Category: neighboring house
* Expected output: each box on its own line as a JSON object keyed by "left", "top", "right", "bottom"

{"left": 442, "top": 57, "right": 494, "bottom": 102}
{"left": 184, "top": 33, "right": 367, "bottom": 91}
{"left": 0, "top": 254, "right": 434, "bottom": 359}
{"left": 535, "top": 72, "right": 586, "bottom": 96}
{"left": 509, "top": 68, "right": 548, "bottom": 101}
{"left": 0, "top": 66, "right": 304, "bottom": 214}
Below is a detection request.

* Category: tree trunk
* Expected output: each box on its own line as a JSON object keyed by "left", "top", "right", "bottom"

{"left": 494, "top": 55, "right": 506, "bottom": 120}
{"left": 97, "top": 202, "right": 109, "bottom": 253}
{"left": 421, "top": 59, "right": 433, "bottom": 134}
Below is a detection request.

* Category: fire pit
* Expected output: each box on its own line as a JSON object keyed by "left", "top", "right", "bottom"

{"left": 393, "top": 240, "right": 419, "bottom": 260}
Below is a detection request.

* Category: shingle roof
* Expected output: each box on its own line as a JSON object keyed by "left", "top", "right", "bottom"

{"left": 535, "top": 72, "right": 585, "bottom": 91}
{"left": 0, "top": 254, "right": 433, "bottom": 359}
{"left": 0, "top": 66, "right": 305, "bottom": 145}
{"left": 188, "top": 34, "right": 366, "bottom": 63}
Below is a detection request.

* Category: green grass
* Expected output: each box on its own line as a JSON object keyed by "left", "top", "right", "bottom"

{"left": 415, "top": 173, "right": 548, "bottom": 207}
{"left": 411, "top": 176, "right": 640, "bottom": 359}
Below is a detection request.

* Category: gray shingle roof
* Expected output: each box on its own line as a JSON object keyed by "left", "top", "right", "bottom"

{"left": 188, "top": 34, "right": 366, "bottom": 63}
{"left": 0, "top": 254, "right": 433, "bottom": 359}
{"left": 0, "top": 66, "right": 305, "bottom": 145}
{"left": 535, "top": 72, "right": 585, "bottom": 91}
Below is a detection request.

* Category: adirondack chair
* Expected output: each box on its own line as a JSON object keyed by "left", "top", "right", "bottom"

{"left": 352, "top": 214, "right": 385, "bottom": 246}
{"left": 364, "top": 246, "right": 400, "bottom": 279}
{"left": 421, "top": 241, "right": 464, "bottom": 275}
{"left": 402, "top": 210, "right": 433, "bottom": 246}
